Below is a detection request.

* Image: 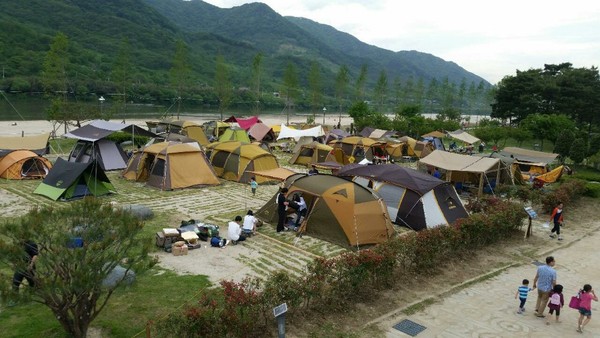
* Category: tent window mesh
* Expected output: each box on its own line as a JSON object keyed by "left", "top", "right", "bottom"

{"left": 151, "top": 159, "right": 165, "bottom": 176}
{"left": 332, "top": 188, "right": 348, "bottom": 198}
{"left": 299, "top": 148, "right": 314, "bottom": 157}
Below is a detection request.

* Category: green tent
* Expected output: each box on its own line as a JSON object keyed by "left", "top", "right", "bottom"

{"left": 218, "top": 127, "right": 251, "bottom": 143}
{"left": 34, "top": 158, "right": 115, "bottom": 201}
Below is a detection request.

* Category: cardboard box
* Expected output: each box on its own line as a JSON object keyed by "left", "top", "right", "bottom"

{"left": 163, "top": 228, "right": 180, "bottom": 237}
{"left": 155, "top": 232, "right": 166, "bottom": 247}
{"left": 172, "top": 245, "right": 188, "bottom": 256}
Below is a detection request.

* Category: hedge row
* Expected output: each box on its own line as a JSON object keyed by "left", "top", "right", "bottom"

{"left": 155, "top": 198, "right": 526, "bottom": 337}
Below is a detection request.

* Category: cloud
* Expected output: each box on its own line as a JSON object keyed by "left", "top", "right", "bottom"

{"left": 202, "top": 0, "right": 600, "bottom": 83}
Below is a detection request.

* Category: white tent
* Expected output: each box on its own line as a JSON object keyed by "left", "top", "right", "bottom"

{"left": 276, "top": 124, "right": 324, "bottom": 141}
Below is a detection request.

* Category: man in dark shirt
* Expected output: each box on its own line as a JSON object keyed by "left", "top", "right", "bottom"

{"left": 308, "top": 165, "right": 319, "bottom": 176}
{"left": 277, "top": 188, "right": 289, "bottom": 232}
{"left": 12, "top": 240, "right": 38, "bottom": 291}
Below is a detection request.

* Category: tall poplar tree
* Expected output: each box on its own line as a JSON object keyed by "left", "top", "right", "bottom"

{"left": 112, "top": 38, "right": 132, "bottom": 119}
{"left": 251, "top": 52, "right": 263, "bottom": 114}
{"left": 282, "top": 61, "right": 299, "bottom": 124}
{"left": 170, "top": 39, "right": 191, "bottom": 119}
{"left": 335, "top": 65, "right": 350, "bottom": 124}
{"left": 308, "top": 61, "right": 322, "bottom": 123}
{"left": 214, "top": 55, "right": 232, "bottom": 120}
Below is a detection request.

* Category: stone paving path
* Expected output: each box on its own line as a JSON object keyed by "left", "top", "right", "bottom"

{"left": 378, "top": 227, "right": 600, "bottom": 337}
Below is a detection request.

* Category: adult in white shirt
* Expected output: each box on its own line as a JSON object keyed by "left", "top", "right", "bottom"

{"left": 227, "top": 215, "right": 246, "bottom": 244}
{"left": 242, "top": 210, "right": 257, "bottom": 235}
{"left": 293, "top": 194, "right": 307, "bottom": 228}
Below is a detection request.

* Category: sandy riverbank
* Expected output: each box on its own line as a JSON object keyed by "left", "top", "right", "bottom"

{"left": 0, "top": 115, "right": 356, "bottom": 137}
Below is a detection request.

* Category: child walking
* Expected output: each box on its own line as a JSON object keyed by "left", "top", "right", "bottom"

{"left": 515, "top": 279, "right": 533, "bottom": 314}
{"left": 547, "top": 284, "right": 564, "bottom": 325}
{"left": 577, "top": 284, "right": 598, "bottom": 333}
{"left": 250, "top": 177, "right": 258, "bottom": 196}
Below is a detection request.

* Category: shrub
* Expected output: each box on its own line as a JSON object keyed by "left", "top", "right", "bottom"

{"left": 584, "top": 182, "right": 600, "bottom": 198}
{"left": 541, "top": 179, "right": 586, "bottom": 212}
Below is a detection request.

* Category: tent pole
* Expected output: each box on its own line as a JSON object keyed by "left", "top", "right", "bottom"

{"left": 495, "top": 162, "right": 501, "bottom": 191}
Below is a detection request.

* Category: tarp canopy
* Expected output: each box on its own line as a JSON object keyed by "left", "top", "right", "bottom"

{"left": 447, "top": 130, "right": 480, "bottom": 144}
{"left": 336, "top": 164, "right": 468, "bottom": 231}
{"left": 256, "top": 174, "right": 394, "bottom": 248}
{"left": 277, "top": 124, "right": 324, "bottom": 140}
{"left": 500, "top": 147, "right": 559, "bottom": 164}
{"left": 0, "top": 150, "right": 52, "bottom": 179}
{"left": 223, "top": 116, "right": 260, "bottom": 130}
{"left": 418, "top": 150, "right": 502, "bottom": 196}
{"left": 247, "top": 167, "right": 297, "bottom": 182}
{"left": 34, "top": 158, "right": 115, "bottom": 201}
{"left": 0, "top": 133, "right": 50, "bottom": 156}
{"left": 64, "top": 120, "right": 155, "bottom": 142}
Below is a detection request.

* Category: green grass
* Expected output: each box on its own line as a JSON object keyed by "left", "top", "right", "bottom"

{"left": 0, "top": 268, "right": 211, "bottom": 337}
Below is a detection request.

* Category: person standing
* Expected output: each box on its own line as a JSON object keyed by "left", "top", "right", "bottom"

{"left": 12, "top": 240, "right": 38, "bottom": 292}
{"left": 549, "top": 202, "right": 564, "bottom": 240}
{"left": 546, "top": 284, "right": 564, "bottom": 325}
{"left": 250, "top": 177, "right": 258, "bottom": 197}
{"left": 293, "top": 194, "right": 307, "bottom": 230}
{"left": 276, "top": 188, "right": 289, "bottom": 232}
{"left": 227, "top": 216, "right": 246, "bottom": 245}
{"left": 533, "top": 256, "right": 557, "bottom": 317}
{"left": 577, "top": 284, "right": 598, "bottom": 333}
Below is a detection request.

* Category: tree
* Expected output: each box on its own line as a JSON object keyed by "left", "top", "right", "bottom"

{"left": 0, "top": 198, "right": 154, "bottom": 338}
{"left": 112, "top": 38, "right": 132, "bottom": 119}
{"left": 521, "top": 114, "right": 576, "bottom": 150}
{"left": 508, "top": 127, "right": 532, "bottom": 147}
{"left": 373, "top": 70, "right": 388, "bottom": 111}
{"left": 41, "top": 32, "right": 69, "bottom": 97}
{"left": 308, "top": 61, "right": 322, "bottom": 123}
{"left": 214, "top": 55, "right": 232, "bottom": 120}
{"left": 348, "top": 101, "right": 391, "bottom": 131}
{"left": 354, "top": 64, "right": 368, "bottom": 101}
{"left": 251, "top": 53, "right": 263, "bottom": 114}
{"left": 282, "top": 61, "right": 299, "bottom": 124}
{"left": 169, "top": 39, "right": 191, "bottom": 119}
{"left": 569, "top": 138, "right": 587, "bottom": 164}
{"left": 335, "top": 65, "right": 350, "bottom": 124}
{"left": 553, "top": 129, "right": 575, "bottom": 162}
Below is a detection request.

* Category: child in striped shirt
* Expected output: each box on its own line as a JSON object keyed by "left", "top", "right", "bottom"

{"left": 515, "top": 279, "right": 533, "bottom": 314}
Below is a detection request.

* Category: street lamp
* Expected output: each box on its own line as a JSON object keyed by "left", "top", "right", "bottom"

{"left": 99, "top": 96, "right": 105, "bottom": 115}
{"left": 322, "top": 106, "right": 326, "bottom": 125}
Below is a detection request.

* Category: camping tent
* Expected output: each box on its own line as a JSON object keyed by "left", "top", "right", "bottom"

{"left": 0, "top": 150, "right": 52, "bottom": 179}
{"left": 248, "top": 122, "right": 275, "bottom": 142}
{"left": 205, "top": 141, "right": 279, "bottom": 183}
{"left": 418, "top": 150, "right": 502, "bottom": 196}
{"left": 223, "top": 116, "right": 260, "bottom": 130}
{"left": 146, "top": 120, "right": 209, "bottom": 146}
{"left": 218, "top": 127, "right": 251, "bottom": 143}
{"left": 336, "top": 164, "right": 468, "bottom": 231}
{"left": 277, "top": 124, "right": 324, "bottom": 141}
{"left": 122, "top": 142, "right": 219, "bottom": 190}
{"left": 499, "top": 147, "right": 559, "bottom": 179}
{"left": 64, "top": 120, "right": 156, "bottom": 171}
{"left": 34, "top": 158, "right": 115, "bottom": 201}
{"left": 0, "top": 133, "right": 50, "bottom": 157}
{"left": 255, "top": 174, "right": 394, "bottom": 248}
{"left": 289, "top": 141, "right": 333, "bottom": 166}
{"left": 324, "top": 128, "right": 350, "bottom": 144}
{"left": 422, "top": 130, "right": 446, "bottom": 138}
{"left": 203, "top": 121, "right": 231, "bottom": 138}
{"left": 326, "top": 136, "right": 387, "bottom": 164}
{"left": 359, "top": 127, "right": 396, "bottom": 139}
{"left": 447, "top": 130, "right": 480, "bottom": 144}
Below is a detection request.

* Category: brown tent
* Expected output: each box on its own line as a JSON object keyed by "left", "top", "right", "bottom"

{"left": 326, "top": 136, "right": 386, "bottom": 165}
{"left": 0, "top": 150, "right": 52, "bottom": 179}
{"left": 205, "top": 141, "right": 279, "bottom": 183}
{"left": 289, "top": 141, "right": 333, "bottom": 166}
{"left": 122, "top": 142, "right": 219, "bottom": 190}
{"left": 256, "top": 174, "right": 394, "bottom": 249}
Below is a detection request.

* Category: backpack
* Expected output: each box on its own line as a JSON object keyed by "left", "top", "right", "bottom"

{"left": 549, "top": 292, "right": 561, "bottom": 305}
{"left": 210, "top": 236, "right": 226, "bottom": 248}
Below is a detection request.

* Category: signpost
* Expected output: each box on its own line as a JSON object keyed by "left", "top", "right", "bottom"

{"left": 524, "top": 207, "right": 537, "bottom": 239}
{"left": 273, "top": 303, "right": 288, "bottom": 338}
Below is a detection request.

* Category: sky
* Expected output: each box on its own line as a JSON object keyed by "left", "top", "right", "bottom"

{"left": 201, "top": 0, "right": 600, "bottom": 84}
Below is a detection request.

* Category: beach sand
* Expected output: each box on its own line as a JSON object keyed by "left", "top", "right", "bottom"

{"left": 0, "top": 115, "right": 356, "bottom": 137}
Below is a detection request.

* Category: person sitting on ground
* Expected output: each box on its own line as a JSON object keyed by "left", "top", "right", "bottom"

{"left": 433, "top": 167, "right": 442, "bottom": 179}
{"left": 12, "top": 240, "right": 38, "bottom": 292}
{"left": 227, "top": 215, "right": 246, "bottom": 244}
{"left": 242, "top": 210, "right": 258, "bottom": 236}
{"left": 308, "top": 165, "right": 319, "bottom": 176}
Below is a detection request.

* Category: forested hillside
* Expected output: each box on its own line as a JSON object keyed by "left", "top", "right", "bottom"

{"left": 0, "top": 0, "right": 492, "bottom": 114}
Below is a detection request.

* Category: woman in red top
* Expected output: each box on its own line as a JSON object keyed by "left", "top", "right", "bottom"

{"left": 549, "top": 202, "right": 564, "bottom": 240}
{"left": 577, "top": 284, "right": 598, "bottom": 333}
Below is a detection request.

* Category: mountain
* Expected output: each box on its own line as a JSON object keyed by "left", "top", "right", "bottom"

{"left": 145, "top": 0, "right": 489, "bottom": 86}
{"left": 0, "top": 0, "right": 490, "bottom": 109}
